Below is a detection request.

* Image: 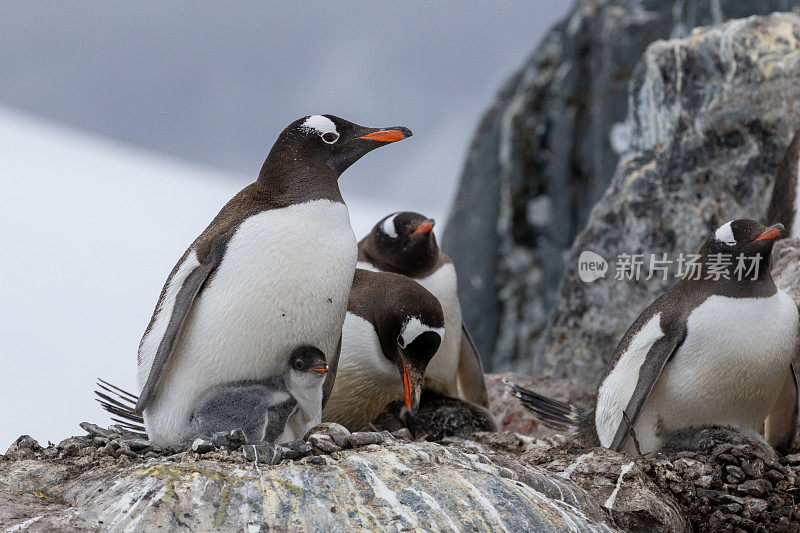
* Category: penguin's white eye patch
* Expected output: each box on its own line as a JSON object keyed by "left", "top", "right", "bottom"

{"left": 381, "top": 213, "right": 400, "bottom": 239}
{"left": 714, "top": 221, "right": 737, "bottom": 246}
{"left": 398, "top": 317, "right": 444, "bottom": 348}
{"left": 301, "top": 115, "right": 338, "bottom": 138}
{"left": 321, "top": 132, "right": 339, "bottom": 144}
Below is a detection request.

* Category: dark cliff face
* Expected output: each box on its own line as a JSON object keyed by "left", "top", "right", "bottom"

{"left": 443, "top": 0, "right": 800, "bottom": 372}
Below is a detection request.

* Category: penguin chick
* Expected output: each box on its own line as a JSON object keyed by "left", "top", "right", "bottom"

{"left": 509, "top": 220, "right": 799, "bottom": 456}
{"left": 96, "top": 346, "right": 328, "bottom": 445}
{"left": 135, "top": 115, "right": 411, "bottom": 446}
{"left": 322, "top": 269, "right": 444, "bottom": 431}
{"left": 186, "top": 345, "right": 328, "bottom": 445}
{"left": 358, "top": 211, "right": 489, "bottom": 406}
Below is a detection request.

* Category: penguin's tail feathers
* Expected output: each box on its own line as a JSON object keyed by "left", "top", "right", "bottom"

{"left": 95, "top": 378, "right": 146, "bottom": 434}
{"left": 503, "top": 379, "right": 580, "bottom": 432}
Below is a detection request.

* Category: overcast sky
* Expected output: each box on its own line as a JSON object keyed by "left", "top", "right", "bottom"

{"left": 0, "top": 2, "right": 570, "bottom": 216}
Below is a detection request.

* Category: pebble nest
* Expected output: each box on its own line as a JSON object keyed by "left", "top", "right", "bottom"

{"left": 3, "top": 422, "right": 412, "bottom": 469}
{"left": 644, "top": 429, "right": 800, "bottom": 533}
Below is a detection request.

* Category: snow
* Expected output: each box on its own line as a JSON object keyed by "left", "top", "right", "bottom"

{"left": 0, "top": 107, "right": 421, "bottom": 448}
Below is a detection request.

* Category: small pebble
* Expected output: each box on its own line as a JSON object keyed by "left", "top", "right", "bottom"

{"left": 348, "top": 432, "right": 384, "bottom": 447}
{"left": 391, "top": 428, "right": 413, "bottom": 441}
{"left": 281, "top": 440, "right": 313, "bottom": 459}
{"left": 211, "top": 429, "right": 248, "bottom": 449}
{"left": 79, "top": 422, "right": 116, "bottom": 440}
{"left": 242, "top": 443, "right": 282, "bottom": 465}
{"left": 308, "top": 434, "right": 342, "bottom": 453}
{"left": 191, "top": 439, "right": 215, "bottom": 454}
{"left": 120, "top": 438, "right": 151, "bottom": 452}
{"left": 305, "top": 423, "right": 351, "bottom": 448}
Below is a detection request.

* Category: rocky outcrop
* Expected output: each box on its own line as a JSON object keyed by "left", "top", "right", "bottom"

{"left": 9, "top": 423, "right": 800, "bottom": 532}
{"left": 539, "top": 13, "right": 800, "bottom": 388}
{"left": 443, "top": 0, "right": 800, "bottom": 373}
{"left": 0, "top": 430, "right": 624, "bottom": 532}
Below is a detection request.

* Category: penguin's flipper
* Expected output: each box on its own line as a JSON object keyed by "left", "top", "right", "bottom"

{"left": 136, "top": 248, "right": 223, "bottom": 414}
{"left": 608, "top": 326, "right": 687, "bottom": 452}
{"left": 264, "top": 397, "right": 299, "bottom": 443}
{"left": 456, "top": 323, "right": 489, "bottom": 407}
{"left": 764, "top": 362, "right": 798, "bottom": 454}
{"left": 321, "top": 334, "right": 342, "bottom": 408}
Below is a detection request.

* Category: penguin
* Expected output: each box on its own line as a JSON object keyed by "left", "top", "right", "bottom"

{"left": 508, "top": 220, "right": 799, "bottom": 456}
{"left": 135, "top": 115, "right": 411, "bottom": 446}
{"left": 186, "top": 345, "right": 328, "bottom": 444}
{"left": 767, "top": 129, "right": 800, "bottom": 237}
{"left": 322, "top": 268, "right": 445, "bottom": 431}
{"left": 357, "top": 211, "right": 489, "bottom": 407}
{"left": 95, "top": 345, "right": 328, "bottom": 444}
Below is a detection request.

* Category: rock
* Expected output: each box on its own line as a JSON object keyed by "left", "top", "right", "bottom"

{"left": 280, "top": 440, "right": 313, "bottom": 460}
{"left": 0, "top": 438, "right": 621, "bottom": 531}
{"left": 79, "top": 422, "right": 117, "bottom": 440}
{"left": 242, "top": 443, "right": 281, "bottom": 465}
{"left": 211, "top": 428, "right": 247, "bottom": 449}
{"left": 540, "top": 13, "right": 800, "bottom": 388}
{"left": 306, "top": 433, "right": 342, "bottom": 454}
{"left": 443, "top": 0, "right": 800, "bottom": 371}
{"left": 4, "top": 435, "right": 42, "bottom": 460}
{"left": 119, "top": 438, "right": 150, "bottom": 453}
{"left": 304, "top": 422, "right": 351, "bottom": 448}
{"left": 391, "top": 428, "right": 413, "bottom": 441}
{"left": 521, "top": 445, "right": 690, "bottom": 531}
{"left": 191, "top": 439, "right": 215, "bottom": 454}
{"left": 347, "top": 431, "right": 384, "bottom": 447}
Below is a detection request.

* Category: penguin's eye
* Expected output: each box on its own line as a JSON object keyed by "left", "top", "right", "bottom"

{"left": 321, "top": 132, "right": 339, "bottom": 144}
{"left": 294, "top": 359, "right": 305, "bottom": 370}
{"left": 397, "top": 334, "right": 406, "bottom": 349}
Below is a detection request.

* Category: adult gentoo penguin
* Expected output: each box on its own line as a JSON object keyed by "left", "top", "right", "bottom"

{"left": 136, "top": 115, "right": 411, "bottom": 446}
{"left": 322, "top": 268, "right": 445, "bottom": 431}
{"left": 508, "top": 220, "right": 799, "bottom": 456}
{"left": 358, "top": 211, "right": 489, "bottom": 406}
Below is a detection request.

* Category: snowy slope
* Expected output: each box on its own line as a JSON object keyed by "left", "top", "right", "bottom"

{"left": 0, "top": 108, "right": 422, "bottom": 447}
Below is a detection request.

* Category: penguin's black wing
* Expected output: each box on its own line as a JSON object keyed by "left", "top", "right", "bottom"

{"left": 764, "top": 362, "right": 798, "bottom": 454}
{"left": 609, "top": 324, "right": 687, "bottom": 452}
{"left": 321, "top": 334, "right": 342, "bottom": 408}
{"left": 136, "top": 245, "right": 225, "bottom": 414}
{"left": 457, "top": 323, "right": 490, "bottom": 407}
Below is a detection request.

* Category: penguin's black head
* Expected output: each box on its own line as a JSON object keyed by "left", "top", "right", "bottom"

{"left": 698, "top": 219, "right": 784, "bottom": 281}
{"left": 265, "top": 115, "right": 412, "bottom": 177}
{"left": 392, "top": 313, "right": 443, "bottom": 416}
{"left": 363, "top": 212, "right": 439, "bottom": 276}
{"left": 288, "top": 345, "right": 328, "bottom": 377}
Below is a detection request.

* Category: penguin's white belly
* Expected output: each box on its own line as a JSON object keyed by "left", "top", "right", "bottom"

{"left": 416, "top": 264, "right": 462, "bottom": 395}
{"left": 141, "top": 200, "right": 357, "bottom": 445}
{"left": 631, "top": 292, "right": 797, "bottom": 455}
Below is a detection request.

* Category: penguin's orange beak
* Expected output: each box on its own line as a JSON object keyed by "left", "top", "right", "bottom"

{"left": 400, "top": 360, "right": 422, "bottom": 415}
{"left": 311, "top": 364, "right": 328, "bottom": 375}
{"left": 412, "top": 219, "right": 435, "bottom": 234}
{"left": 754, "top": 223, "right": 784, "bottom": 241}
{"left": 358, "top": 128, "right": 412, "bottom": 143}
